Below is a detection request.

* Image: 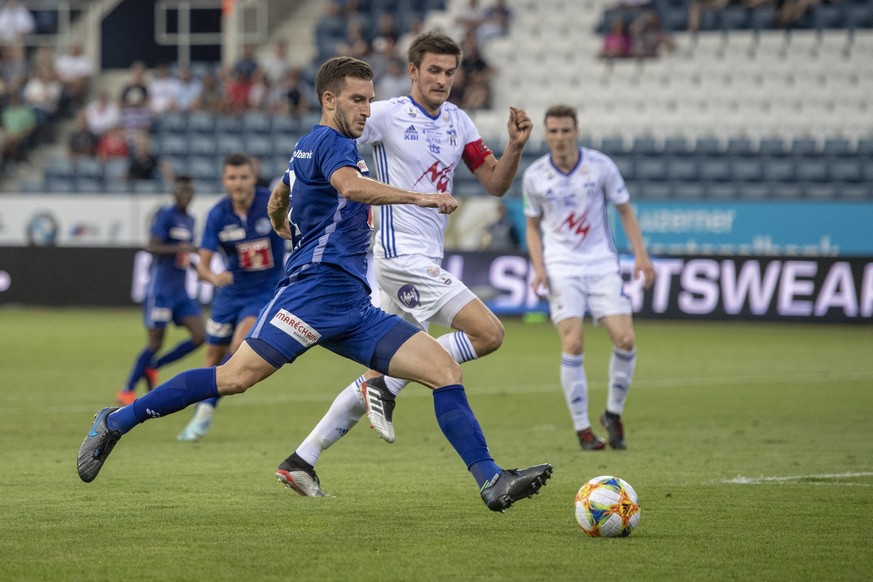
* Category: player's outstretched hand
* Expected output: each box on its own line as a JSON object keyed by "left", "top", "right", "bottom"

{"left": 418, "top": 192, "right": 459, "bottom": 214}
{"left": 507, "top": 106, "right": 533, "bottom": 146}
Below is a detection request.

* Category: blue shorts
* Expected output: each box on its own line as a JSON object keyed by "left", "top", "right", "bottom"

{"left": 246, "top": 264, "right": 419, "bottom": 372}
{"left": 144, "top": 291, "right": 202, "bottom": 330}
{"left": 206, "top": 286, "right": 275, "bottom": 345}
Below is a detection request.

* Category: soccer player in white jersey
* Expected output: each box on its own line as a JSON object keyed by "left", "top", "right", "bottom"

{"left": 276, "top": 31, "right": 534, "bottom": 496}
{"left": 523, "top": 104, "right": 655, "bottom": 451}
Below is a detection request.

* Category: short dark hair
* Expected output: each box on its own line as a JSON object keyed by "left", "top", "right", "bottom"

{"left": 314, "top": 56, "right": 374, "bottom": 106}
{"left": 544, "top": 104, "right": 578, "bottom": 128}
{"left": 223, "top": 152, "right": 253, "bottom": 168}
{"left": 407, "top": 31, "right": 462, "bottom": 69}
{"left": 174, "top": 174, "right": 193, "bottom": 188}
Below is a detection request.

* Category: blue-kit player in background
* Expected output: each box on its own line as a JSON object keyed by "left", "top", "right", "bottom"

{"left": 78, "top": 56, "right": 552, "bottom": 512}
{"left": 175, "top": 152, "right": 286, "bottom": 441}
{"left": 117, "top": 175, "right": 205, "bottom": 407}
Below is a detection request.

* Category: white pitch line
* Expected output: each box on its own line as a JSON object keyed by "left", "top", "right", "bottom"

{"left": 721, "top": 472, "right": 873, "bottom": 485}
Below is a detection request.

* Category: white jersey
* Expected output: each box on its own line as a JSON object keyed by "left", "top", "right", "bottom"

{"left": 359, "top": 97, "right": 483, "bottom": 260}
{"left": 522, "top": 147, "right": 630, "bottom": 277}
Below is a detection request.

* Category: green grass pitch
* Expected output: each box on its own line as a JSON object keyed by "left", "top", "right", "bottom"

{"left": 1, "top": 308, "right": 871, "bottom": 581}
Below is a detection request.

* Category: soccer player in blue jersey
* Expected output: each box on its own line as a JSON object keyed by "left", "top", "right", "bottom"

{"left": 175, "top": 152, "right": 286, "bottom": 441}
{"left": 78, "top": 56, "right": 552, "bottom": 512}
{"left": 117, "top": 176, "right": 205, "bottom": 407}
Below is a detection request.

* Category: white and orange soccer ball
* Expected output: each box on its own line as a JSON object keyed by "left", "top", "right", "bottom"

{"left": 574, "top": 475, "right": 641, "bottom": 537}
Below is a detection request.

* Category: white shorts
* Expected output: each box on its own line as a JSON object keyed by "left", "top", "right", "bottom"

{"left": 547, "top": 271, "right": 631, "bottom": 325}
{"left": 374, "top": 254, "right": 476, "bottom": 331}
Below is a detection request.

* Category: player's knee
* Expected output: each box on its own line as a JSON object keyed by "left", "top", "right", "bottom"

{"left": 562, "top": 339, "right": 583, "bottom": 355}
{"left": 190, "top": 331, "right": 206, "bottom": 347}
{"left": 474, "top": 319, "right": 505, "bottom": 356}
{"left": 428, "top": 358, "right": 462, "bottom": 388}
{"left": 615, "top": 333, "right": 635, "bottom": 352}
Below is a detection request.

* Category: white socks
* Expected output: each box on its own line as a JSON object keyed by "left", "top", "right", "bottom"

{"left": 560, "top": 353, "right": 591, "bottom": 431}
{"left": 607, "top": 348, "right": 636, "bottom": 415}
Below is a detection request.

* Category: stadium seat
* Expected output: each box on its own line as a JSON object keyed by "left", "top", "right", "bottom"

{"left": 612, "top": 155, "right": 634, "bottom": 181}
{"left": 244, "top": 134, "right": 274, "bottom": 158}
{"left": 44, "top": 177, "right": 75, "bottom": 193}
{"left": 635, "top": 158, "right": 669, "bottom": 181}
{"left": 769, "top": 182, "right": 804, "bottom": 199}
{"left": 187, "top": 112, "right": 215, "bottom": 133}
{"left": 272, "top": 134, "right": 296, "bottom": 160}
{"left": 598, "top": 136, "right": 625, "bottom": 156}
{"left": 795, "top": 158, "right": 829, "bottom": 182}
{"left": 725, "top": 137, "right": 755, "bottom": 156}
{"left": 731, "top": 158, "right": 764, "bottom": 181}
{"left": 757, "top": 137, "right": 788, "bottom": 157}
{"left": 214, "top": 116, "right": 242, "bottom": 134}
{"left": 803, "top": 183, "right": 839, "bottom": 199}
{"left": 838, "top": 182, "right": 872, "bottom": 200}
{"left": 133, "top": 180, "right": 163, "bottom": 194}
{"left": 666, "top": 157, "right": 698, "bottom": 181}
{"left": 215, "top": 133, "right": 246, "bottom": 155}
{"left": 104, "top": 179, "right": 130, "bottom": 193}
{"left": 693, "top": 137, "right": 722, "bottom": 155}
{"left": 673, "top": 182, "right": 705, "bottom": 199}
{"left": 240, "top": 111, "right": 272, "bottom": 134}
{"left": 188, "top": 156, "right": 218, "bottom": 181}
{"left": 158, "top": 134, "right": 189, "bottom": 157}
{"left": 103, "top": 159, "right": 128, "bottom": 183}
{"left": 157, "top": 111, "right": 187, "bottom": 134}
{"left": 705, "top": 181, "right": 739, "bottom": 199}
{"left": 822, "top": 137, "right": 853, "bottom": 156}
{"left": 74, "top": 177, "right": 104, "bottom": 193}
{"left": 188, "top": 134, "right": 217, "bottom": 156}
{"left": 812, "top": 3, "right": 846, "bottom": 31}
{"left": 44, "top": 157, "right": 75, "bottom": 179}
{"left": 638, "top": 181, "right": 672, "bottom": 199}
{"left": 761, "top": 158, "right": 796, "bottom": 182}
{"left": 631, "top": 137, "right": 658, "bottom": 155}
{"left": 76, "top": 158, "right": 104, "bottom": 180}
{"left": 789, "top": 137, "right": 819, "bottom": 156}
{"left": 661, "top": 136, "right": 689, "bottom": 154}
{"left": 828, "top": 158, "right": 863, "bottom": 182}
{"left": 736, "top": 183, "right": 770, "bottom": 199}
{"left": 698, "top": 157, "right": 732, "bottom": 182}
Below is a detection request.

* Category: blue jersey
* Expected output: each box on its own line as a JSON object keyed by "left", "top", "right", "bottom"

{"left": 200, "top": 187, "right": 285, "bottom": 298}
{"left": 147, "top": 205, "right": 195, "bottom": 298}
{"left": 282, "top": 125, "right": 371, "bottom": 288}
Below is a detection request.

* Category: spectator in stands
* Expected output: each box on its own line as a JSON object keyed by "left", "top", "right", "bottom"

{"left": 272, "top": 66, "right": 311, "bottom": 118}
{"left": 0, "top": 0, "right": 35, "bottom": 45}
{"left": 174, "top": 65, "right": 202, "bottom": 112}
{"left": 223, "top": 67, "right": 251, "bottom": 114}
{"left": 119, "top": 84, "right": 153, "bottom": 140}
{"left": 96, "top": 123, "right": 130, "bottom": 161}
{"left": 396, "top": 16, "right": 424, "bottom": 58}
{"left": 477, "top": 0, "right": 512, "bottom": 45}
{"left": 453, "top": 0, "right": 487, "bottom": 37}
{"left": 260, "top": 40, "right": 291, "bottom": 85}
{"left": 148, "top": 63, "right": 180, "bottom": 115}
{"left": 126, "top": 132, "right": 172, "bottom": 184}
{"left": 630, "top": 11, "right": 676, "bottom": 57}
{"left": 1, "top": 88, "right": 35, "bottom": 169}
{"left": 233, "top": 44, "right": 259, "bottom": 82}
{"left": 459, "top": 33, "right": 493, "bottom": 110}
{"left": 480, "top": 201, "right": 520, "bottom": 252}
{"left": 368, "top": 36, "right": 399, "bottom": 81}
{"left": 22, "top": 65, "right": 61, "bottom": 142}
{"left": 688, "top": 0, "right": 731, "bottom": 34}
{"left": 372, "top": 13, "right": 398, "bottom": 47}
{"left": 335, "top": 18, "right": 370, "bottom": 59}
{"left": 119, "top": 61, "right": 149, "bottom": 109}
{"left": 599, "top": 18, "right": 632, "bottom": 59}
{"left": 84, "top": 91, "right": 120, "bottom": 137}
{"left": 247, "top": 67, "right": 269, "bottom": 111}
{"left": 196, "top": 69, "right": 223, "bottom": 113}
{"left": 1, "top": 41, "right": 26, "bottom": 87}
{"left": 67, "top": 109, "right": 98, "bottom": 159}
{"left": 375, "top": 57, "right": 408, "bottom": 99}
{"left": 775, "top": 0, "right": 832, "bottom": 28}
{"left": 55, "top": 42, "right": 93, "bottom": 112}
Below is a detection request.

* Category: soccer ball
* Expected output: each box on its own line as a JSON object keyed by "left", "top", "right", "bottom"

{"left": 574, "top": 475, "right": 640, "bottom": 537}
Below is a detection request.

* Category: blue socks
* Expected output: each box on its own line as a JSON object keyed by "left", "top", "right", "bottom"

{"left": 152, "top": 339, "right": 200, "bottom": 369}
{"left": 124, "top": 347, "right": 156, "bottom": 391}
{"left": 432, "top": 384, "right": 501, "bottom": 488}
{"left": 107, "top": 368, "right": 219, "bottom": 434}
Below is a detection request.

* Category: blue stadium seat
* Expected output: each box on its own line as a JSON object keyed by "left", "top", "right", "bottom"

{"left": 599, "top": 136, "right": 625, "bottom": 156}
{"left": 666, "top": 157, "right": 698, "bottom": 181}
{"left": 844, "top": 3, "right": 873, "bottom": 29}
{"left": 74, "top": 177, "right": 104, "bottom": 193}
{"left": 812, "top": 3, "right": 846, "bottom": 30}
{"left": 789, "top": 137, "right": 819, "bottom": 157}
{"left": 761, "top": 158, "right": 796, "bottom": 182}
{"left": 271, "top": 114, "right": 302, "bottom": 135}
{"left": 104, "top": 179, "right": 130, "bottom": 193}
{"left": 188, "top": 156, "right": 218, "bottom": 180}
{"left": 631, "top": 137, "right": 658, "bottom": 155}
{"left": 635, "top": 158, "right": 668, "bottom": 181}
{"left": 856, "top": 138, "right": 873, "bottom": 156}
{"left": 272, "top": 134, "right": 295, "bottom": 160}
{"left": 736, "top": 183, "right": 770, "bottom": 199}
{"left": 76, "top": 158, "right": 104, "bottom": 179}
{"left": 103, "top": 159, "right": 128, "bottom": 183}
{"left": 749, "top": 5, "right": 777, "bottom": 30}
{"left": 795, "top": 158, "right": 829, "bottom": 182}
{"left": 45, "top": 157, "right": 75, "bottom": 179}
{"left": 838, "top": 182, "right": 872, "bottom": 200}
{"left": 44, "top": 177, "right": 75, "bottom": 193}
{"left": 638, "top": 181, "right": 672, "bottom": 199}
{"left": 214, "top": 133, "right": 245, "bottom": 156}
{"left": 165, "top": 155, "right": 188, "bottom": 176}
{"left": 612, "top": 155, "right": 634, "bottom": 181}
{"left": 693, "top": 137, "right": 722, "bottom": 155}
{"left": 241, "top": 112, "right": 272, "bottom": 134}
{"left": 133, "top": 180, "right": 163, "bottom": 194}
{"left": 758, "top": 137, "right": 787, "bottom": 158}
{"left": 698, "top": 157, "right": 732, "bottom": 182}
{"left": 705, "top": 182, "right": 739, "bottom": 199}
{"left": 803, "top": 183, "right": 838, "bottom": 199}
{"left": 244, "top": 134, "right": 274, "bottom": 158}
{"left": 725, "top": 137, "right": 754, "bottom": 156}
{"left": 828, "top": 158, "right": 863, "bottom": 182}
{"left": 673, "top": 182, "right": 705, "bottom": 199}
{"left": 158, "top": 134, "right": 189, "bottom": 157}
{"left": 188, "top": 134, "right": 216, "bottom": 156}
{"left": 157, "top": 111, "right": 187, "bottom": 134}
{"left": 187, "top": 112, "right": 215, "bottom": 133}
{"left": 214, "top": 116, "right": 242, "bottom": 134}
{"left": 662, "top": 136, "right": 689, "bottom": 155}
{"left": 822, "top": 137, "right": 852, "bottom": 157}
{"left": 731, "top": 158, "right": 764, "bottom": 181}
{"left": 720, "top": 4, "right": 750, "bottom": 30}
{"left": 769, "top": 182, "right": 804, "bottom": 200}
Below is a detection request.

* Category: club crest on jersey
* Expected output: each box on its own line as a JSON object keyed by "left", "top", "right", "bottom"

{"left": 426, "top": 266, "right": 441, "bottom": 278}
{"left": 255, "top": 217, "right": 272, "bottom": 235}
{"left": 447, "top": 129, "right": 458, "bottom": 147}
{"left": 270, "top": 309, "right": 321, "bottom": 347}
{"left": 397, "top": 284, "right": 421, "bottom": 308}
{"left": 404, "top": 125, "right": 418, "bottom": 141}
{"left": 405, "top": 105, "right": 417, "bottom": 117}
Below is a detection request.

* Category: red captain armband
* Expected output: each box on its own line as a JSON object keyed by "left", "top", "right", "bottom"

{"left": 462, "top": 139, "right": 493, "bottom": 173}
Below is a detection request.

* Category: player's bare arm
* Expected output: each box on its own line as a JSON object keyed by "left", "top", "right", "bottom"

{"left": 331, "top": 166, "right": 458, "bottom": 214}
{"left": 616, "top": 202, "right": 655, "bottom": 289}
{"left": 196, "top": 248, "right": 232, "bottom": 288}
{"left": 267, "top": 181, "right": 294, "bottom": 240}
{"left": 525, "top": 215, "right": 549, "bottom": 298}
{"left": 472, "top": 106, "right": 533, "bottom": 197}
